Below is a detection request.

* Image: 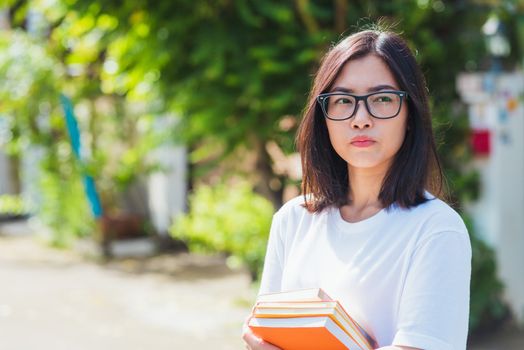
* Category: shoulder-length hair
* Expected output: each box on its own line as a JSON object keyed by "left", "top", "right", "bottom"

{"left": 296, "top": 29, "right": 444, "bottom": 213}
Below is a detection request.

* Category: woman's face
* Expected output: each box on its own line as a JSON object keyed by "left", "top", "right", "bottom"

{"left": 325, "top": 54, "right": 408, "bottom": 174}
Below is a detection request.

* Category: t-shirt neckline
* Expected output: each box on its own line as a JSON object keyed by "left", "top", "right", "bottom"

{"left": 330, "top": 205, "right": 390, "bottom": 233}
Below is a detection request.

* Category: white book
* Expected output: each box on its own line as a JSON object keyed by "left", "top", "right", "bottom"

{"left": 256, "top": 288, "right": 332, "bottom": 303}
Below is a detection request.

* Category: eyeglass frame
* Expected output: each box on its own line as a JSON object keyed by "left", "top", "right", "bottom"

{"left": 316, "top": 90, "right": 408, "bottom": 120}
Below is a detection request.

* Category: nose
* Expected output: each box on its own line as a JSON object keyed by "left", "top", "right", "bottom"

{"left": 350, "top": 100, "right": 373, "bottom": 129}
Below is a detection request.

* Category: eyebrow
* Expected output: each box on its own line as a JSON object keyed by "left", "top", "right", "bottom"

{"left": 330, "top": 84, "right": 398, "bottom": 93}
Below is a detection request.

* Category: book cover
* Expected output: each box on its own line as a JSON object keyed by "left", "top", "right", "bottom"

{"left": 249, "top": 316, "right": 362, "bottom": 350}
{"left": 253, "top": 301, "right": 372, "bottom": 349}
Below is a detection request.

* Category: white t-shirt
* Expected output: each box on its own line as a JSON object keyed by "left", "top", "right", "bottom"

{"left": 258, "top": 193, "right": 472, "bottom": 350}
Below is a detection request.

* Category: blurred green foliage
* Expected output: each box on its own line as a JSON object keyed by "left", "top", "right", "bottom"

{"left": 0, "top": 4, "right": 170, "bottom": 245}
{"left": 0, "top": 194, "right": 27, "bottom": 216}
{"left": 56, "top": 0, "right": 521, "bottom": 206}
{"left": 0, "top": 30, "right": 63, "bottom": 151}
{"left": 38, "top": 168, "right": 94, "bottom": 247}
{"left": 0, "top": 30, "right": 91, "bottom": 246}
{"left": 170, "top": 182, "right": 274, "bottom": 280}
{"left": 463, "top": 214, "right": 510, "bottom": 333}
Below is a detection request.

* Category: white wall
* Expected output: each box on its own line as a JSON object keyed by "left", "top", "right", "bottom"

{"left": 147, "top": 144, "right": 187, "bottom": 235}
{"left": 458, "top": 72, "right": 524, "bottom": 324}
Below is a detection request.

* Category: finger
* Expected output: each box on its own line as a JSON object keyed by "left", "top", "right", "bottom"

{"left": 242, "top": 320, "right": 258, "bottom": 348}
{"left": 242, "top": 330, "right": 260, "bottom": 349}
{"left": 244, "top": 331, "right": 281, "bottom": 350}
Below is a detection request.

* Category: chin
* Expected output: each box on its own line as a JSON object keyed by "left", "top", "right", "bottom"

{"left": 346, "top": 157, "right": 391, "bottom": 170}
{"left": 349, "top": 162, "right": 381, "bottom": 169}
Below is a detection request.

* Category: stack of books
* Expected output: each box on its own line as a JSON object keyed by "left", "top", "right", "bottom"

{"left": 248, "top": 288, "right": 375, "bottom": 350}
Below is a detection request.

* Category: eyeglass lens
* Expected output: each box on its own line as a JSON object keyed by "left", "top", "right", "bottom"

{"left": 324, "top": 92, "right": 402, "bottom": 119}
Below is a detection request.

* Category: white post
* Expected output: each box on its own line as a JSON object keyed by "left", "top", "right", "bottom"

{"left": 457, "top": 72, "right": 524, "bottom": 325}
{"left": 147, "top": 116, "right": 187, "bottom": 236}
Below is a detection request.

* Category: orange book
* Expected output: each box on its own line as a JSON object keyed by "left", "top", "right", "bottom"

{"left": 249, "top": 289, "right": 375, "bottom": 350}
{"left": 253, "top": 301, "right": 372, "bottom": 349}
{"left": 249, "top": 316, "right": 362, "bottom": 350}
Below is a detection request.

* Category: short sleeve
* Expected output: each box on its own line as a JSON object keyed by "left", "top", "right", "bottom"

{"left": 258, "top": 210, "right": 286, "bottom": 296}
{"left": 393, "top": 230, "right": 472, "bottom": 350}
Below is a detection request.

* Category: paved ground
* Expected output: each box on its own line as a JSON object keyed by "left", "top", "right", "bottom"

{"left": 468, "top": 326, "right": 524, "bottom": 350}
{"left": 0, "top": 221, "right": 523, "bottom": 350}
{"left": 0, "top": 222, "right": 256, "bottom": 350}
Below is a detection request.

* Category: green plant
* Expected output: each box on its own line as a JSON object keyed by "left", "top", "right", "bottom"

{"left": 0, "top": 29, "right": 94, "bottom": 245}
{"left": 0, "top": 194, "right": 27, "bottom": 216}
{"left": 463, "top": 214, "right": 510, "bottom": 333}
{"left": 1, "top": 12, "right": 169, "bottom": 246}
{"left": 37, "top": 165, "right": 94, "bottom": 248}
{"left": 171, "top": 182, "right": 274, "bottom": 280}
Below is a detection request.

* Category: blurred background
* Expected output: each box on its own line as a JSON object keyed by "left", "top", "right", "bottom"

{"left": 0, "top": 0, "right": 523, "bottom": 349}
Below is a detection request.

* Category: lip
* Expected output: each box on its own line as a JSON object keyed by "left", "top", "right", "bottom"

{"left": 350, "top": 135, "right": 376, "bottom": 147}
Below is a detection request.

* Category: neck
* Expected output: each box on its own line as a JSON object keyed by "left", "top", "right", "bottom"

{"left": 347, "top": 165, "right": 388, "bottom": 211}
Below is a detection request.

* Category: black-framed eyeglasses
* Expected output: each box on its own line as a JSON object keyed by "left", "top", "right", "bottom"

{"left": 317, "top": 90, "right": 408, "bottom": 120}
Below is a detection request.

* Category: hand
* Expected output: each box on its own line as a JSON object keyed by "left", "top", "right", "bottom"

{"left": 241, "top": 316, "right": 282, "bottom": 350}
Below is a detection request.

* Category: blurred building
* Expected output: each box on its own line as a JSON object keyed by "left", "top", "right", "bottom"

{"left": 458, "top": 72, "right": 524, "bottom": 325}
{"left": 147, "top": 142, "right": 187, "bottom": 236}
{"left": 0, "top": 153, "right": 14, "bottom": 195}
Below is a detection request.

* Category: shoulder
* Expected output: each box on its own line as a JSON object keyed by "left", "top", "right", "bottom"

{"left": 272, "top": 194, "right": 327, "bottom": 226}
{"left": 277, "top": 195, "right": 307, "bottom": 213}
{"left": 411, "top": 192, "right": 467, "bottom": 233}
{"left": 392, "top": 192, "right": 470, "bottom": 247}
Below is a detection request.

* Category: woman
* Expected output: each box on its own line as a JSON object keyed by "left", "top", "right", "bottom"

{"left": 242, "top": 28, "right": 471, "bottom": 350}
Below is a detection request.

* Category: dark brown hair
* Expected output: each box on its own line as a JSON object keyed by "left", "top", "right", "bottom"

{"left": 296, "top": 29, "right": 444, "bottom": 212}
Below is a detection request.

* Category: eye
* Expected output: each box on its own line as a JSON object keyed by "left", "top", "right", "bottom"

{"left": 334, "top": 97, "right": 353, "bottom": 105}
{"left": 372, "top": 95, "right": 393, "bottom": 103}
